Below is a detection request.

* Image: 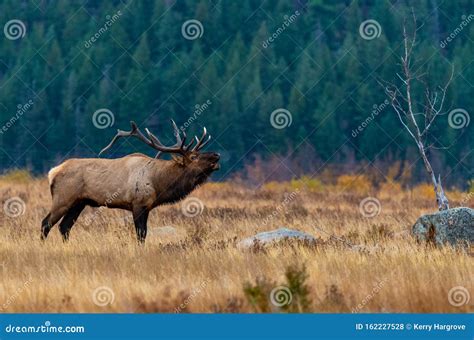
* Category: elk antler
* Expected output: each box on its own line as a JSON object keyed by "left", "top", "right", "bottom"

{"left": 98, "top": 121, "right": 157, "bottom": 157}
{"left": 192, "top": 127, "right": 211, "bottom": 151}
{"left": 98, "top": 120, "right": 208, "bottom": 158}
{"left": 145, "top": 119, "right": 196, "bottom": 156}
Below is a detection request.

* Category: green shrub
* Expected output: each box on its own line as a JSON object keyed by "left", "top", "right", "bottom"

{"left": 243, "top": 264, "right": 311, "bottom": 313}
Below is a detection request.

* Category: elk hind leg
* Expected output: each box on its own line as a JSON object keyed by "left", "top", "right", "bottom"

{"left": 41, "top": 203, "right": 72, "bottom": 240}
{"left": 41, "top": 213, "right": 52, "bottom": 240}
{"left": 59, "top": 201, "right": 86, "bottom": 241}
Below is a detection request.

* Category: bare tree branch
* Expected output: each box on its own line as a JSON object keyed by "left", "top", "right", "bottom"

{"left": 380, "top": 10, "right": 451, "bottom": 211}
{"left": 421, "top": 65, "right": 454, "bottom": 136}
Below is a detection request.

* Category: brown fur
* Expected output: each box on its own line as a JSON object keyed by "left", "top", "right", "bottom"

{"left": 41, "top": 151, "right": 220, "bottom": 242}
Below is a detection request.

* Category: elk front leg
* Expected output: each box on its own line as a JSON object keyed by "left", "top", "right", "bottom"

{"left": 132, "top": 208, "right": 149, "bottom": 244}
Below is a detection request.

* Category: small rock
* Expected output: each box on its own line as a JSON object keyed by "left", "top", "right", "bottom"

{"left": 412, "top": 207, "right": 473, "bottom": 246}
{"left": 238, "top": 227, "right": 317, "bottom": 249}
{"left": 149, "top": 226, "right": 177, "bottom": 235}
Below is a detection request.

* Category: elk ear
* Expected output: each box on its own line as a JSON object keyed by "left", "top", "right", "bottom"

{"left": 171, "top": 154, "right": 186, "bottom": 166}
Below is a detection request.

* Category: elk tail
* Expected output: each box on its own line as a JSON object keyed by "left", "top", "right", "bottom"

{"left": 47, "top": 164, "right": 64, "bottom": 195}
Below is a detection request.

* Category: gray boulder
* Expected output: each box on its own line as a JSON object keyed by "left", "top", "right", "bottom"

{"left": 412, "top": 207, "right": 473, "bottom": 246}
{"left": 238, "top": 227, "right": 317, "bottom": 249}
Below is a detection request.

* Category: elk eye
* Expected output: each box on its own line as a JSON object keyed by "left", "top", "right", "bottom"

{"left": 190, "top": 154, "right": 198, "bottom": 161}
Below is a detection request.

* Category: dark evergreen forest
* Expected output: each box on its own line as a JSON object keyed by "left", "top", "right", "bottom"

{"left": 0, "top": 0, "right": 472, "bottom": 187}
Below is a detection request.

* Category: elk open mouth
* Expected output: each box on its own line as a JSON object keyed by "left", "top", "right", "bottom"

{"left": 211, "top": 162, "right": 220, "bottom": 170}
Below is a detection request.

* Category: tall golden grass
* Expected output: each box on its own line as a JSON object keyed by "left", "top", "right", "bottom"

{"left": 0, "top": 174, "right": 472, "bottom": 313}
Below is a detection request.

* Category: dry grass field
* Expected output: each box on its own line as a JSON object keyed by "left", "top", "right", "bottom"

{"left": 0, "top": 173, "right": 472, "bottom": 313}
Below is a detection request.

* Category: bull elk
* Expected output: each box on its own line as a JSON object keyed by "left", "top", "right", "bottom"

{"left": 41, "top": 120, "right": 220, "bottom": 243}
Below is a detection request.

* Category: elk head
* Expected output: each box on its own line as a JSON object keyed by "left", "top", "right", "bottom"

{"left": 99, "top": 120, "right": 220, "bottom": 186}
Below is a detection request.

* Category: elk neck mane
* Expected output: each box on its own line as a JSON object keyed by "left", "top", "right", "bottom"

{"left": 141, "top": 155, "right": 212, "bottom": 206}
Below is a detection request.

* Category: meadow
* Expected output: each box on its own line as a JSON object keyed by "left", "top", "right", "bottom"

{"left": 0, "top": 172, "right": 472, "bottom": 313}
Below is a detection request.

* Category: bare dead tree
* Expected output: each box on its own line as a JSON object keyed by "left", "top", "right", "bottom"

{"left": 380, "top": 11, "right": 453, "bottom": 211}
